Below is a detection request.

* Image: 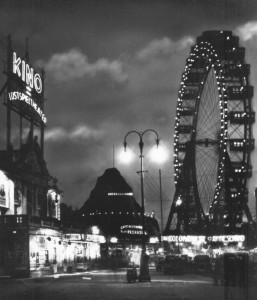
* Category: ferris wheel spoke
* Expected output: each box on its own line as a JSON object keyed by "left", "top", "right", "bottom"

{"left": 195, "top": 144, "right": 219, "bottom": 212}
{"left": 196, "top": 69, "right": 221, "bottom": 140}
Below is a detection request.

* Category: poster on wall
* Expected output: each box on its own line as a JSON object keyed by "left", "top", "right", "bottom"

{"left": 0, "top": 171, "right": 12, "bottom": 210}
{"left": 0, "top": 183, "right": 6, "bottom": 207}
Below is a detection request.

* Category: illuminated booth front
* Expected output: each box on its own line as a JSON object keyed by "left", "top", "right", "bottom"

{"left": 106, "top": 223, "right": 160, "bottom": 267}
{"left": 162, "top": 234, "right": 246, "bottom": 259}
{"left": 28, "top": 228, "right": 106, "bottom": 275}
{"left": 29, "top": 229, "right": 62, "bottom": 273}
{"left": 62, "top": 228, "right": 106, "bottom": 271}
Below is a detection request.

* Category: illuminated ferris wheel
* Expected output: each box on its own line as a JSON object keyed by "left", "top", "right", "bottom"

{"left": 165, "top": 31, "right": 255, "bottom": 235}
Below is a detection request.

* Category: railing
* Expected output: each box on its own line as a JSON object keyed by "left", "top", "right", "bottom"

{"left": 0, "top": 215, "right": 28, "bottom": 226}
{"left": 0, "top": 215, "right": 61, "bottom": 229}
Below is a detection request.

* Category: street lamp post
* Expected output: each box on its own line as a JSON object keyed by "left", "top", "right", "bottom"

{"left": 123, "top": 129, "right": 160, "bottom": 282}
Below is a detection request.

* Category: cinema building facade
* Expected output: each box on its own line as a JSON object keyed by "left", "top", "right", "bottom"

{"left": 0, "top": 38, "right": 106, "bottom": 277}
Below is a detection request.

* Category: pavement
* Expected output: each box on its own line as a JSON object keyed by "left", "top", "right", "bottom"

{"left": 0, "top": 268, "right": 256, "bottom": 300}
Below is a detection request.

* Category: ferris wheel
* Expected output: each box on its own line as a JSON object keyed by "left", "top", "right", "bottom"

{"left": 165, "top": 31, "right": 255, "bottom": 235}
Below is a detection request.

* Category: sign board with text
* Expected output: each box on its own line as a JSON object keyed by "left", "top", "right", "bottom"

{"left": 5, "top": 49, "right": 46, "bottom": 126}
{"left": 162, "top": 235, "right": 245, "bottom": 244}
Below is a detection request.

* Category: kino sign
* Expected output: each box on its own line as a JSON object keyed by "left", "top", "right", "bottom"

{"left": 8, "top": 52, "right": 46, "bottom": 124}
{"left": 12, "top": 52, "right": 43, "bottom": 94}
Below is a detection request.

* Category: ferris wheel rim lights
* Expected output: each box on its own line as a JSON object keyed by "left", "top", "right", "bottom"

{"left": 174, "top": 41, "right": 228, "bottom": 187}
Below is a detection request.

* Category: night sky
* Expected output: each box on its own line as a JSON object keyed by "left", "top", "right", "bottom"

{"left": 1, "top": 0, "right": 257, "bottom": 228}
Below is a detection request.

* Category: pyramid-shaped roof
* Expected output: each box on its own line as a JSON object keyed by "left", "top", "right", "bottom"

{"left": 79, "top": 168, "right": 160, "bottom": 236}
{"left": 80, "top": 168, "right": 142, "bottom": 214}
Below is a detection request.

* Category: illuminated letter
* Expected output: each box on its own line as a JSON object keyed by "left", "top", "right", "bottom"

{"left": 32, "top": 101, "right": 37, "bottom": 111}
{"left": 13, "top": 52, "right": 21, "bottom": 77}
{"left": 26, "top": 64, "right": 34, "bottom": 88}
{"left": 34, "top": 73, "right": 42, "bottom": 94}
{"left": 22, "top": 61, "right": 25, "bottom": 81}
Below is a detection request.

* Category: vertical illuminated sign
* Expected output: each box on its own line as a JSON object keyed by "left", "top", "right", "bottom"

{"left": 8, "top": 51, "right": 47, "bottom": 124}
{"left": 12, "top": 52, "right": 43, "bottom": 94}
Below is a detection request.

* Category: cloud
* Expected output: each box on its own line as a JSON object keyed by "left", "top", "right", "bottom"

{"left": 235, "top": 21, "right": 257, "bottom": 41}
{"left": 45, "top": 124, "right": 104, "bottom": 142}
{"left": 180, "top": 36, "right": 195, "bottom": 49}
{"left": 70, "top": 125, "right": 104, "bottom": 141}
{"left": 135, "top": 36, "right": 194, "bottom": 61}
{"left": 38, "top": 49, "right": 127, "bottom": 83}
{"left": 44, "top": 127, "right": 66, "bottom": 141}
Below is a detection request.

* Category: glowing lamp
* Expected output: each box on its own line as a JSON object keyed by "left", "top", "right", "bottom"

{"left": 118, "top": 147, "right": 134, "bottom": 164}
{"left": 176, "top": 197, "right": 183, "bottom": 207}
{"left": 110, "top": 237, "right": 118, "bottom": 243}
{"left": 92, "top": 226, "right": 100, "bottom": 235}
{"left": 149, "top": 144, "right": 169, "bottom": 164}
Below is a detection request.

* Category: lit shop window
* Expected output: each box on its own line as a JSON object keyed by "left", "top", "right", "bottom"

{"left": 0, "top": 170, "right": 14, "bottom": 209}
{"left": 107, "top": 192, "right": 133, "bottom": 196}
{"left": 92, "top": 226, "right": 100, "bottom": 235}
{"left": 47, "top": 189, "right": 61, "bottom": 220}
